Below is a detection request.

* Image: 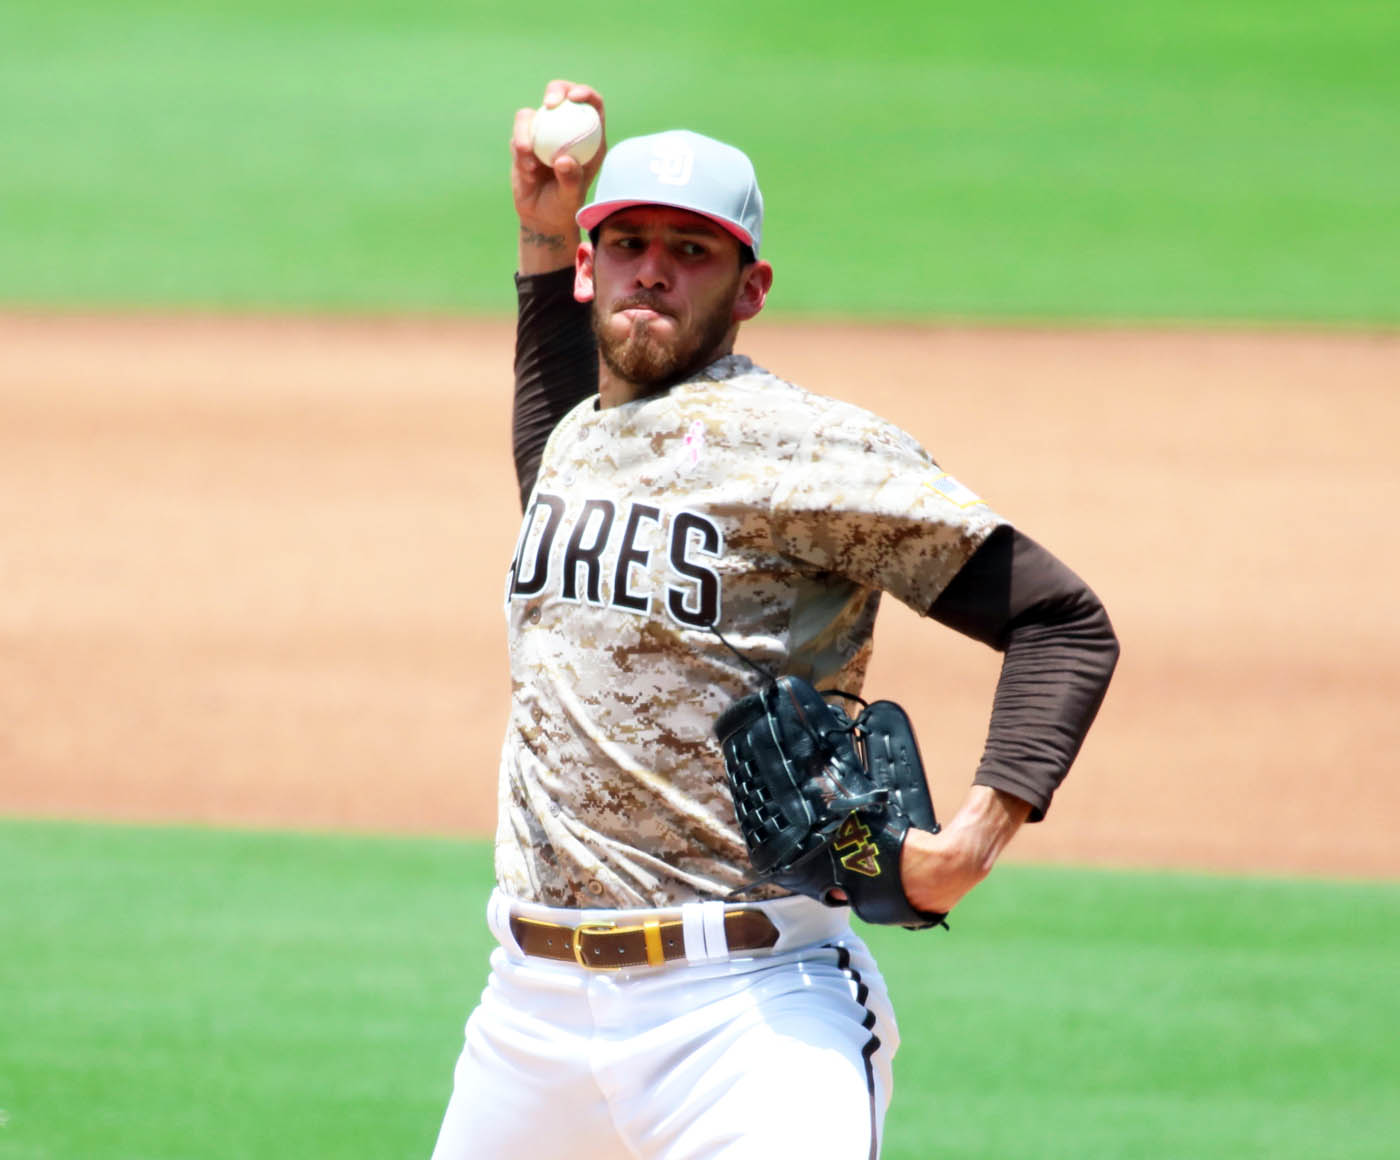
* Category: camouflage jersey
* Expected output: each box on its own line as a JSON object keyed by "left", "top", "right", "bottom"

{"left": 495, "top": 353, "right": 1004, "bottom": 909}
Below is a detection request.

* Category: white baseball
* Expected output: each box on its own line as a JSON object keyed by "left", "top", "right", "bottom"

{"left": 531, "top": 99, "right": 603, "bottom": 167}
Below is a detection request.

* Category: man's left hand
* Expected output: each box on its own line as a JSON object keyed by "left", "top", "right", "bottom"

{"left": 900, "top": 786, "right": 1032, "bottom": 915}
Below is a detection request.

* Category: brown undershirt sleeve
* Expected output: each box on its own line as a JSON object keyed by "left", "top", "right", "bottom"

{"left": 928, "top": 525, "right": 1120, "bottom": 821}
{"left": 513, "top": 268, "right": 598, "bottom": 510}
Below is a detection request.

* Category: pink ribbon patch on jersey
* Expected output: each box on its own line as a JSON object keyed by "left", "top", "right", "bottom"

{"left": 682, "top": 419, "right": 706, "bottom": 470}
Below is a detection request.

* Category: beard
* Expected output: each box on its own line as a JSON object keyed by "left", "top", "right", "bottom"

{"left": 592, "top": 283, "right": 739, "bottom": 392}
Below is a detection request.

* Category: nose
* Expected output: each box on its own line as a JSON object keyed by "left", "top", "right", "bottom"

{"left": 633, "top": 240, "right": 673, "bottom": 290}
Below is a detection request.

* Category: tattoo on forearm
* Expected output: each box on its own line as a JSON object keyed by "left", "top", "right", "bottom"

{"left": 520, "top": 225, "right": 569, "bottom": 252}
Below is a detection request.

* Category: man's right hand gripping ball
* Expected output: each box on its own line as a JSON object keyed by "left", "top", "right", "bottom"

{"left": 512, "top": 78, "right": 607, "bottom": 275}
{"left": 714, "top": 677, "right": 949, "bottom": 930}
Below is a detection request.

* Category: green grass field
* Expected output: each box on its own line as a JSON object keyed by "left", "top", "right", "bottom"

{"left": 3, "top": 820, "right": 1397, "bottom": 1160}
{"left": 2, "top": 0, "right": 1396, "bottom": 321}
{"left": 4, "top": 4, "right": 1398, "bottom": 1156}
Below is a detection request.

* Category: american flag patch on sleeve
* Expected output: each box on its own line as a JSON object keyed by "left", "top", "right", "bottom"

{"left": 924, "top": 473, "right": 986, "bottom": 509}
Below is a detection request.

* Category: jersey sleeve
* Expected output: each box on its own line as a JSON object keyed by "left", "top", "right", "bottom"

{"left": 769, "top": 404, "right": 1004, "bottom": 611}
{"left": 929, "top": 526, "right": 1120, "bottom": 819}
{"left": 512, "top": 268, "right": 598, "bottom": 510}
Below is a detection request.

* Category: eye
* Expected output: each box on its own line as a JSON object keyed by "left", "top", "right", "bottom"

{"left": 677, "top": 241, "right": 711, "bottom": 258}
{"left": 604, "top": 234, "right": 643, "bottom": 252}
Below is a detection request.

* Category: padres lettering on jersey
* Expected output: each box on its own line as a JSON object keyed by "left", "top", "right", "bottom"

{"left": 509, "top": 496, "right": 722, "bottom": 628}
{"left": 494, "top": 355, "right": 1003, "bottom": 910}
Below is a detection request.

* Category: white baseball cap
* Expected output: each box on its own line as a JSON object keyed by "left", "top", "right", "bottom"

{"left": 577, "top": 129, "right": 765, "bottom": 256}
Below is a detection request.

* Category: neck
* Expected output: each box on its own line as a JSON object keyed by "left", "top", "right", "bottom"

{"left": 597, "top": 368, "right": 654, "bottom": 409}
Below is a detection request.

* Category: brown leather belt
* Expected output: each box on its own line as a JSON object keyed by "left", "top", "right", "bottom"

{"left": 509, "top": 907, "right": 779, "bottom": 971}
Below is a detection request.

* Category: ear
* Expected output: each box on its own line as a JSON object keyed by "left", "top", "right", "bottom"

{"left": 732, "top": 260, "right": 773, "bottom": 324}
{"left": 574, "top": 241, "right": 596, "bottom": 303}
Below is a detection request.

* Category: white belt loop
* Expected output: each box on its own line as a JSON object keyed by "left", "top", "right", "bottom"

{"left": 682, "top": 900, "right": 730, "bottom": 962}
{"left": 681, "top": 902, "right": 708, "bottom": 963}
{"left": 701, "top": 900, "right": 729, "bottom": 960}
{"left": 488, "top": 891, "right": 523, "bottom": 956}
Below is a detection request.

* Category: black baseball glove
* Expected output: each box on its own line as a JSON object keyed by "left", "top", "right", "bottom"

{"left": 713, "top": 675, "right": 948, "bottom": 930}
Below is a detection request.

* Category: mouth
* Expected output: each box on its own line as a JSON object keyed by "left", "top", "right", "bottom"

{"left": 615, "top": 300, "right": 674, "bottom": 324}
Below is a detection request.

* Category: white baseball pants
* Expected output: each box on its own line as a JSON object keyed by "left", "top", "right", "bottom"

{"left": 430, "top": 891, "right": 900, "bottom": 1160}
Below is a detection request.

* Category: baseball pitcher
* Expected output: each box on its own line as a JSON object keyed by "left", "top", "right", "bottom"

{"left": 428, "top": 80, "right": 1119, "bottom": 1160}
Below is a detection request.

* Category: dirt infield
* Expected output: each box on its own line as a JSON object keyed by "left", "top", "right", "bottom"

{"left": 3, "top": 313, "right": 1397, "bottom": 878}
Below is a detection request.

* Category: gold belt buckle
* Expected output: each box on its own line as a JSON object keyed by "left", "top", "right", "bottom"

{"left": 571, "top": 919, "right": 668, "bottom": 970}
{"left": 572, "top": 921, "right": 620, "bottom": 969}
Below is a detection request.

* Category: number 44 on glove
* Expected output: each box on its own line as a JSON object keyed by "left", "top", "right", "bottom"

{"left": 713, "top": 675, "right": 949, "bottom": 930}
